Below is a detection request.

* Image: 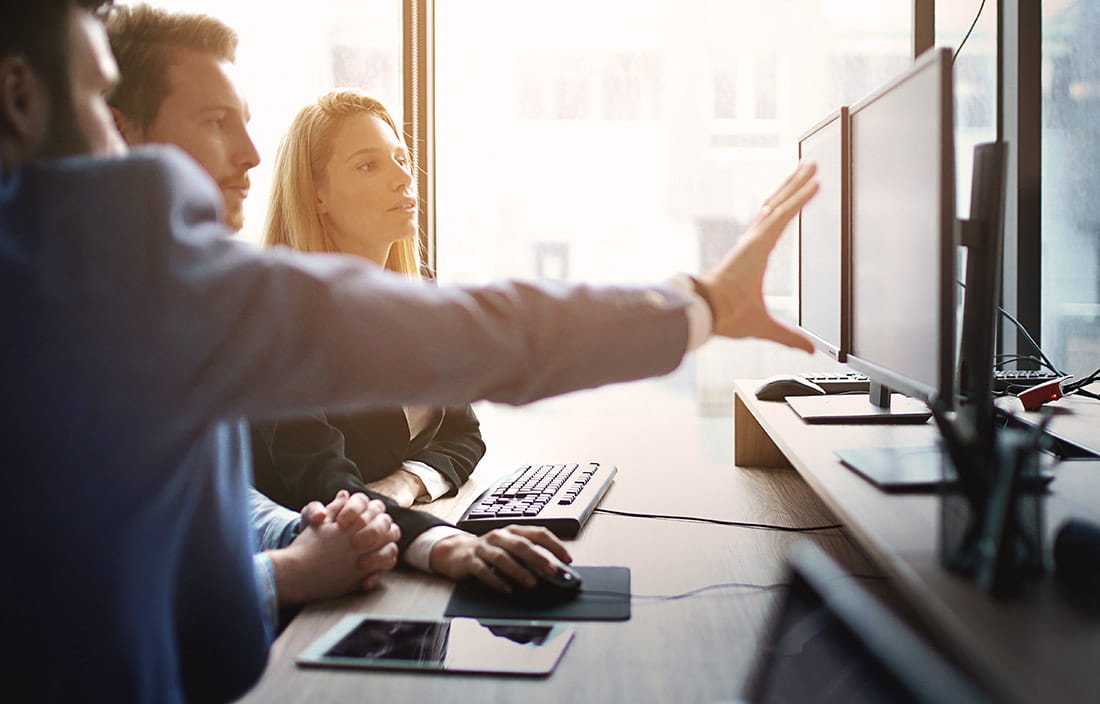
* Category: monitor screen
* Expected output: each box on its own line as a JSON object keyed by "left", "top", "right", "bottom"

{"left": 797, "top": 108, "right": 849, "bottom": 361}
{"left": 846, "top": 47, "right": 956, "bottom": 406}
{"left": 742, "top": 542, "right": 987, "bottom": 704}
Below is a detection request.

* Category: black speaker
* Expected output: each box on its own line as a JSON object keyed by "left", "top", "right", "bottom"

{"left": 1053, "top": 518, "right": 1100, "bottom": 590}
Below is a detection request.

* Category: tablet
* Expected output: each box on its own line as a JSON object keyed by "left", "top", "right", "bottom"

{"left": 297, "top": 615, "right": 575, "bottom": 676}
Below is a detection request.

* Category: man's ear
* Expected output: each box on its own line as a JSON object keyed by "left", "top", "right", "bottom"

{"left": 0, "top": 56, "right": 48, "bottom": 143}
{"left": 109, "top": 106, "right": 143, "bottom": 146}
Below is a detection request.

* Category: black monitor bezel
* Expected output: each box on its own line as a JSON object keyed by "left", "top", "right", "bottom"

{"left": 844, "top": 47, "right": 957, "bottom": 406}
{"left": 957, "top": 141, "right": 1008, "bottom": 449}
{"left": 742, "top": 541, "right": 988, "bottom": 704}
{"left": 796, "top": 107, "right": 850, "bottom": 362}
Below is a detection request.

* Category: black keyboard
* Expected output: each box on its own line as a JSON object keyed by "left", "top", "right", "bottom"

{"left": 456, "top": 462, "right": 617, "bottom": 539}
{"left": 801, "top": 370, "right": 1062, "bottom": 395}
{"left": 992, "top": 369, "right": 1063, "bottom": 392}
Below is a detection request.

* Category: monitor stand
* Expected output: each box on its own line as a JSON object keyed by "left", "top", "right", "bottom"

{"left": 834, "top": 444, "right": 951, "bottom": 492}
{"left": 834, "top": 439, "right": 1056, "bottom": 493}
{"left": 786, "top": 381, "right": 932, "bottom": 424}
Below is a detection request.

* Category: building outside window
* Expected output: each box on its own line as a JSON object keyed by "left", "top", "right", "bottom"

{"left": 1040, "top": 0, "right": 1100, "bottom": 378}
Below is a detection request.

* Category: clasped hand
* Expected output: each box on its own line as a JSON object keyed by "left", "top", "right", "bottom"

{"left": 272, "top": 490, "right": 401, "bottom": 606}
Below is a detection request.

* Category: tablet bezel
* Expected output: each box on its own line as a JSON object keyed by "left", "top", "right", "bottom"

{"left": 296, "top": 614, "right": 575, "bottom": 676}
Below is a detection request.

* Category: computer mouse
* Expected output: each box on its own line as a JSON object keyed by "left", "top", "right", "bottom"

{"left": 496, "top": 551, "right": 583, "bottom": 607}
{"left": 754, "top": 374, "right": 827, "bottom": 402}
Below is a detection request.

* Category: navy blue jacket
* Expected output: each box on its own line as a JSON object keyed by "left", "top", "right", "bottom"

{"left": 251, "top": 404, "right": 484, "bottom": 553}
{"left": 0, "top": 146, "right": 689, "bottom": 702}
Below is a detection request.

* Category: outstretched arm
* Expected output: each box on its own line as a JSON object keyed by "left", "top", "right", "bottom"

{"left": 697, "top": 161, "right": 819, "bottom": 350}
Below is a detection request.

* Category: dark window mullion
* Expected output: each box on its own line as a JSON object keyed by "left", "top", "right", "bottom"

{"left": 914, "top": 0, "right": 935, "bottom": 58}
{"left": 403, "top": 0, "right": 436, "bottom": 273}
{"left": 999, "top": 0, "right": 1043, "bottom": 359}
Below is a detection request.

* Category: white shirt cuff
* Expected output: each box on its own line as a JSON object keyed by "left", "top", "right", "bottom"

{"left": 666, "top": 274, "right": 713, "bottom": 351}
{"left": 402, "top": 460, "right": 453, "bottom": 502}
{"left": 404, "top": 525, "right": 469, "bottom": 572}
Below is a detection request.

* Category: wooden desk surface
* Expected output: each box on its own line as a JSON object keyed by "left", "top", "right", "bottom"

{"left": 236, "top": 382, "right": 873, "bottom": 703}
{"left": 733, "top": 380, "right": 1100, "bottom": 704}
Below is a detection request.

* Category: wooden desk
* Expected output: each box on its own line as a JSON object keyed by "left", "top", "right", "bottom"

{"left": 236, "top": 381, "right": 873, "bottom": 703}
{"left": 734, "top": 380, "right": 1100, "bottom": 704}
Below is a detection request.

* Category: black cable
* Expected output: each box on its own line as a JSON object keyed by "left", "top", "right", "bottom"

{"left": 593, "top": 507, "right": 843, "bottom": 533}
{"left": 993, "top": 353, "right": 1060, "bottom": 374}
{"left": 998, "top": 304, "right": 1064, "bottom": 375}
{"left": 582, "top": 582, "right": 789, "bottom": 602}
{"left": 952, "top": 0, "right": 988, "bottom": 65}
{"left": 1065, "top": 367, "right": 1100, "bottom": 392}
{"left": 581, "top": 574, "right": 888, "bottom": 602}
{"left": 1064, "top": 365, "right": 1100, "bottom": 399}
{"left": 994, "top": 353, "right": 1035, "bottom": 365}
{"left": 957, "top": 280, "right": 1064, "bottom": 375}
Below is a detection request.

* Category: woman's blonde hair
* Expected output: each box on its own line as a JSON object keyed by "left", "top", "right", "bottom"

{"left": 264, "top": 89, "right": 421, "bottom": 278}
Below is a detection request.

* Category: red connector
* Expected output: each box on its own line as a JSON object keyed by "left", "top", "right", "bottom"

{"left": 1018, "top": 376, "right": 1071, "bottom": 411}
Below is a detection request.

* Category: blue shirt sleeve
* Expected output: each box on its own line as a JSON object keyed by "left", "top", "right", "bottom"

{"left": 249, "top": 488, "right": 302, "bottom": 551}
{"left": 250, "top": 489, "right": 301, "bottom": 639}
{"left": 252, "top": 553, "right": 278, "bottom": 642}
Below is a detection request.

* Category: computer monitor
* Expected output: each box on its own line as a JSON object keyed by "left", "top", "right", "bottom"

{"left": 789, "top": 48, "right": 956, "bottom": 424}
{"left": 848, "top": 46, "right": 956, "bottom": 408}
{"left": 739, "top": 541, "right": 987, "bottom": 704}
{"left": 956, "top": 141, "right": 1007, "bottom": 452}
{"left": 796, "top": 108, "right": 850, "bottom": 362}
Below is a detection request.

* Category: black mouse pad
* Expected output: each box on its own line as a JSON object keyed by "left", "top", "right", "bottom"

{"left": 444, "top": 566, "right": 631, "bottom": 621}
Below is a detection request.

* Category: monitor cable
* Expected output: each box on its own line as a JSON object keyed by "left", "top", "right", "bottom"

{"left": 580, "top": 574, "right": 887, "bottom": 602}
{"left": 958, "top": 279, "right": 1066, "bottom": 377}
{"left": 1063, "top": 366, "right": 1100, "bottom": 400}
{"left": 952, "top": 0, "right": 988, "bottom": 65}
{"left": 593, "top": 507, "right": 843, "bottom": 533}
{"left": 993, "top": 353, "right": 1060, "bottom": 375}
{"left": 996, "top": 302, "right": 1065, "bottom": 375}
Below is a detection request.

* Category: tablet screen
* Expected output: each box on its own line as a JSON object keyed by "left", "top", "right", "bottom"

{"left": 297, "top": 616, "right": 574, "bottom": 676}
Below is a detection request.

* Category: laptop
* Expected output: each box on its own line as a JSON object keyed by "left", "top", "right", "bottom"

{"left": 737, "top": 542, "right": 989, "bottom": 704}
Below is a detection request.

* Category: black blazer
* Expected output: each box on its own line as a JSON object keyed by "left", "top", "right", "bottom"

{"left": 250, "top": 405, "right": 485, "bottom": 551}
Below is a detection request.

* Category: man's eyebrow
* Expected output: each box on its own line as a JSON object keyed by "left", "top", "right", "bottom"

{"left": 192, "top": 104, "right": 241, "bottom": 117}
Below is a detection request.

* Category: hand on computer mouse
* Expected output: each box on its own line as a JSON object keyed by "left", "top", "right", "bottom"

{"left": 428, "top": 524, "right": 573, "bottom": 593}
{"left": 493, "top": 552, "right": 583, "bottom": 606}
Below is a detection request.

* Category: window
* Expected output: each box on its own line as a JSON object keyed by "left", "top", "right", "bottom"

{"left": 707, "top": 54, "right": 784, "bottom": 152}
{"left": 435, "top": 0, "right": 912, "bottom": 411}
{"left": 713, "top": 68, "right": 739, "bottom": 120}
{"left": 937, "top": 2, "right": 998, "bottom": 218}
{"left": 1041, "top": 1, "right": 1100, "bottom": 377}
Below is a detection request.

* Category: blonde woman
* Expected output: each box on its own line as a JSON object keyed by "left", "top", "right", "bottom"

{"left": 250, "top": 90, "right": 572, "bottom": 589}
